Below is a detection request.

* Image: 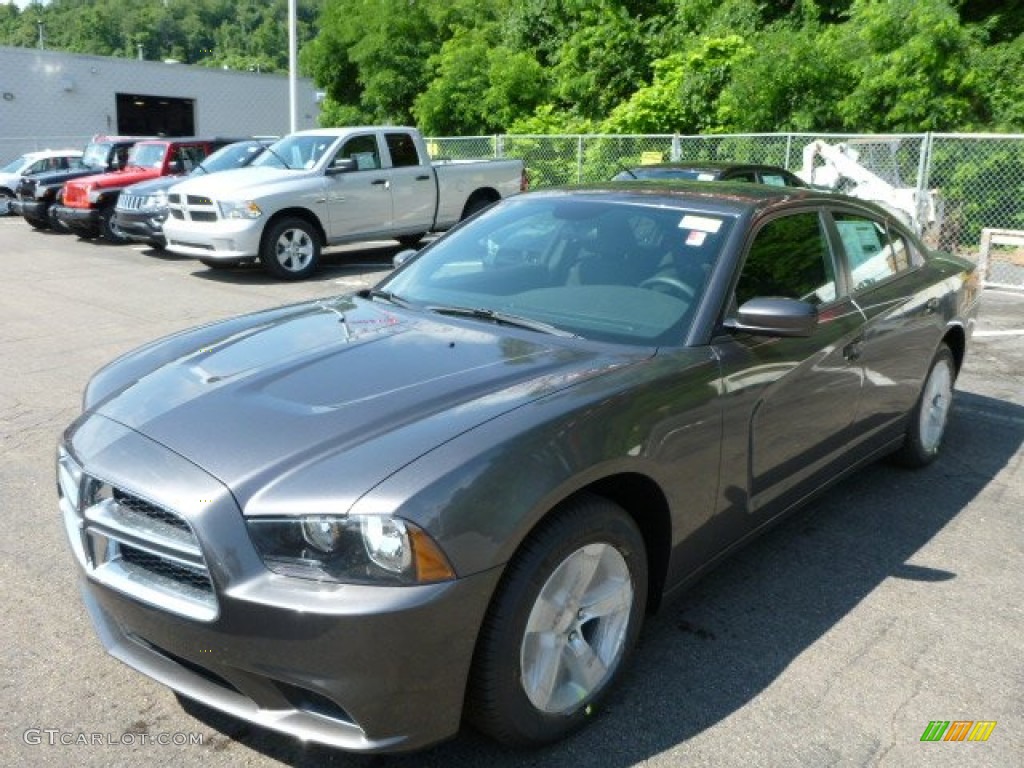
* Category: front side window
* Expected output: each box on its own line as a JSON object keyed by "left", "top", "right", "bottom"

{"left": 833, "top": 212, "right": 914, "bottom": 290}
{"left": 332, "top": 135, "right": 381, "bottom": 171}
{"left": 736, "top": 212, "right": 836, "bottom": 305}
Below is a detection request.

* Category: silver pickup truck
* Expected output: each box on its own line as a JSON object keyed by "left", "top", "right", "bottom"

{"left": 163, "top": 126, "right": 527, "bottom": 279}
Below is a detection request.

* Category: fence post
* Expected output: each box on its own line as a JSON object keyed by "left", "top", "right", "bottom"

{"left": 495, "top": 134, "right": 503, "bottom": 158}
{"left": 577, "top": 136, "right": 584, "bottom": 184}
{"left": 671, "top": 134, "right": 681, "bottom": 162}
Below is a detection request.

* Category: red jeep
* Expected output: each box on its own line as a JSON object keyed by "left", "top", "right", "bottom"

{"left": 53, "top": 138, "right": 235, "bottom": 243}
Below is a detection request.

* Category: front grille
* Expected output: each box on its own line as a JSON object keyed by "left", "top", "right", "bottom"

{"left": 58, "top": 448, "right": 218, "bottom": 622}
{"left": 117, "top": 194, "right": 148, "bottom": 212}
{"left": 167, "top": 193, "right": 220, "bottom": 223}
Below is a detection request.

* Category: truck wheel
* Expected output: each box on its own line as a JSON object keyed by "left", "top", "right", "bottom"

{"left": 467, "top": 495, "right": 647, "bottom": 747}
{"left": 100, "top": 207, "right": 129, "bottom": 244}
{"left": 261, "top": 217, "right": 320, "bottom": 280}
{"left": 396, "top": 233, "right": 426, "bottom": 247}
{"left": 461, "top": 193, "right": 496, "bottom": 221}
{"left": 26, "top": 215, "right": 50, "bottom": 230}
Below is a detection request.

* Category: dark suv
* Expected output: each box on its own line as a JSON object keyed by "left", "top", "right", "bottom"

{"left": 114, "top": 139, "right": 271, "bottom": 249}
{"left": 13, "top": 136, "right": 149, "bottom": 231}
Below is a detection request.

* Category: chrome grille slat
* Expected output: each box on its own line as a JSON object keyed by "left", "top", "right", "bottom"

{"left": 57, "top": 448, "right": 218, "bottom": 622}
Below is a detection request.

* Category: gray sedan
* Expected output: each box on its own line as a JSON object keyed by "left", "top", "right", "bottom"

{"left": 57, "top": 183, "right": 979, "bottom": 752}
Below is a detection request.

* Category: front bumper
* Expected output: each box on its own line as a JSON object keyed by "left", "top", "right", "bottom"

{"left": 52, "top": 204, "right": 100, "bottom": 236}
{"left": 164, "top": 216, "right": 263, "bottom": 260}
{"left": 60, "top": 414, "right": 500, "bottom": 752}
{"left": 15, "top": 197, "right": 50, "bottom": 221}
{"left": 114, "top": 210, "right": 167, "bottom": 247}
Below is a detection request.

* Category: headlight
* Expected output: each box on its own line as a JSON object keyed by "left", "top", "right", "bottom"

{"left": 247, "top": 515, "right": 455, "bottom": 585}
{"left": 218, "top": 199, "right": 262, "bottom": 219}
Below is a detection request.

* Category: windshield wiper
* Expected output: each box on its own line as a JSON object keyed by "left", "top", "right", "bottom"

{"left": 263, "top": 145, "right": 293, "bottom": 170}
{"left": 427, "top": 305, "right": 577, "bottom": 337}
{"left": 357, "top": 288, "right": 410, "bottom": 307}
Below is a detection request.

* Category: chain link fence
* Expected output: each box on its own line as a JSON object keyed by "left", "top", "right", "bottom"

{"left": 430, "top": 132, "right": 1024, "bottom": 289}
{"left": 6, "top": 131, "right": 1022, "bottom": 288}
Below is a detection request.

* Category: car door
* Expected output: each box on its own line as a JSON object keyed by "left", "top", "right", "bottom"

{"left": 714, "top": 208, "right": 867, "bottom": 517}
{"left": 827, "top": 209, "right": 944, "bottom": 438}
{"left": 383, "top": 131, "right": 436, "bottom": 234}
{"left": 324, "top": 132, "right": 393, "bottom": 240}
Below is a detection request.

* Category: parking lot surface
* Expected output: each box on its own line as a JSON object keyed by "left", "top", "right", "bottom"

{"left": 1, "top": 217, "right": 1020, "bottom": 767}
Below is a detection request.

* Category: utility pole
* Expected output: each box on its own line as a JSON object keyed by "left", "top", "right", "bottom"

{"left": 288, "top": 0, "right": 297, "bottom": 133}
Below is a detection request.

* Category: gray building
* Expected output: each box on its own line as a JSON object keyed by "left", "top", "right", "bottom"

{"left": 0, "top": 45, "right": 321, "bottom": 159}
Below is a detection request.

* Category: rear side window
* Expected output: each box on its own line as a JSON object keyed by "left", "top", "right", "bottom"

{"left": 736, "top": 212, "right": 836, "bottom": 305}
{"left": 833, "top": 212, "right": 914, "bottom": 290}
{"left": 385, "top": 133, "right": 421, "bottom": 167}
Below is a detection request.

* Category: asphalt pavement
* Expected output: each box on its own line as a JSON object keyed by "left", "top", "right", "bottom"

{"left": 0, "top": 216, "right": 1020, "bottom": 768}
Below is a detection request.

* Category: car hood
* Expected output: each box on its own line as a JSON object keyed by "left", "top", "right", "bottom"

{"left": 91, "top": 296, "right": 648, "bottom": 510}
{"left": 170, "top": 166, "right": 313, "bottom": 199}
{"left": 123, "top": 175, "right": 182, "bottom": 195}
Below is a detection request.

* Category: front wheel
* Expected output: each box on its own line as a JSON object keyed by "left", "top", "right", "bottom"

{"left": 260, "top": 217, "right": 320, "bottom": 280}
{"left": 99, "top": 206, "right": 129, "bottom": 244}
{"left": 467, "top": 495, "right": 647, "bottom": 747}
{"left": 892, "top": 344, "right": 956, "bottom": 467}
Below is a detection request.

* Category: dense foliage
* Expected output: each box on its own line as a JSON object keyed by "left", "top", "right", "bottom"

{"left": 2, "top": 0, "right": 1021, "bottom": 135}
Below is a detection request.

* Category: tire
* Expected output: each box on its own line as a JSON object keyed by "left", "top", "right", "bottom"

{"left": 461, "top": 193, "right": 496, "bottom": 221}
{"left": 99, "top": 206, "right": 129, "bottom": 244}
{"left": 260, "top": 217, "right": 320, "bottom": 280}
{"left": 892, "top": 343, "right": 955, "bottom": 468}
{"left": 198, "top": 258, "right": 241, "bottom": 270}
{"left": 396, "top": 233, "right": 426, "bottom": 248}
{"left": 467, "top": 495, "right": 647, "bottom": 747}
{"left": 27, "top": 216, "right": 50, "bottom": 230}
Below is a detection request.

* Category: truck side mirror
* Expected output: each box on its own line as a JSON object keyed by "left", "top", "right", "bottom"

{"left": 326, "top": 158, "right": 357, "bottom": 175}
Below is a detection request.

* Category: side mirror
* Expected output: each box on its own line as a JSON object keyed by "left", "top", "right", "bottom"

{"left": 326, "top": 158, "right": 357, "bottom": 175}
{"left": 724, "top": 297, "right": 818, "bottom": 337}
{"left": 392, "top": 248, "right": 418, "bottom": 269}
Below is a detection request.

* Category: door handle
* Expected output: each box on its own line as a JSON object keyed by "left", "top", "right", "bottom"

{"left": 371, "top": 179, "right": 390, "bottom": 188}
{"left": 415, "top": 174, "right": 431, "bottom": 181}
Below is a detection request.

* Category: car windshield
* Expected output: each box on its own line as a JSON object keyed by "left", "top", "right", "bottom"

{"left": 380, "top": 196, "right": 733, "bottom": 346}
{"left": 253, "top": 135, "right": 336, "bottom": 170}
{"left": 192, "top": 142, "right": 266, "bottom": 175}
{"left": 81, "top": 143, "right": 113, "bottom": 169}
{"left": 1, "top": 154, "right": 30, "bottom": 173}
{"left": 614, "top": 168, "right": 716, "bottom": 181}
{"left": 128, "top": 144, "right": 167, "bottom": 169}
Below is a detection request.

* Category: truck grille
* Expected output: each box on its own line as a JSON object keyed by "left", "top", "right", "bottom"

{"left": 58, "top": 448, "right": 218, "bottom": 622}
{"left": 167, "top": 193, "right": 219, "bottom": 223}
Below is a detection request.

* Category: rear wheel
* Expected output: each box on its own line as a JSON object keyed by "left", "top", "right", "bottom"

{"left": 892, "top": 344, "right": 955, "bottom": 467}
{"left": 461, "top": 193, "right": 496, "bottom": 221}
{"left": 260, "top": 217, "right": 320, "bottom": 280}
{"left": 467, "top": 495, "right": 647, "bottom": 747}
{"left": 396, "top": 233, "right": 425, "bottom": 248}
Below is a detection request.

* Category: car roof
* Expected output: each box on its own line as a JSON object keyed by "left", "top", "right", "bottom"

{"left": 522, "top": 180, "right": 895, "bottom": 221}
{"left": 629, "top": 161, "right": 793, "bottom": 174}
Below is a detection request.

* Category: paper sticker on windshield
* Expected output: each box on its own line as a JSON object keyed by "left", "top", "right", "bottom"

{"left": 686, "top": 230, "right": 707, "bottom": 247}
{"left": 697, "top": 173, "right": 716, "bottom": 181}
{"left": 679, "top": 215, "right": 722, "bottom": 233}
